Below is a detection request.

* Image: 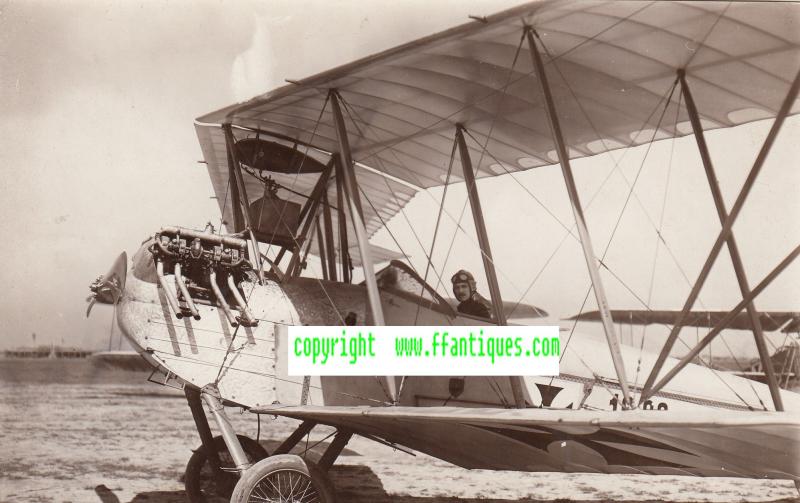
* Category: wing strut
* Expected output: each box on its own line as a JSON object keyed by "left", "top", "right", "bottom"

{"left": 525, "top": 27, "right": 632, "bottom": 408}
{"left": 330, "top": 90, "right": 396, "bottom": 403}
{"left": 644, "top": 244, "right": 800, "bottom": 400}
{"left": 334, "top": 157, "right": 352, "bottom": 283}
{"left": 223, "top": 125, "right": 245, "bottom": 233}
{"left": 455, "top": 125, "right": 525, "bottom": 409}
{"left": 678, "top": 70, "right": 783, "bottom": 411}
{"left": 286, "top": 161, "right": 333, "bottom": 278}
{"left": 640, "top": 67, "right": 800, "bottom": 405}
{"left": 322, "top": 190, "right": 338, "bottom": 282}
{"left": 223, "top": 124, "right": 264, "bottom": 284}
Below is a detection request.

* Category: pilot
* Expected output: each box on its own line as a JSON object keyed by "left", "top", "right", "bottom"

{"left": 451, "top": 269, "right": 493, "bottom": 320}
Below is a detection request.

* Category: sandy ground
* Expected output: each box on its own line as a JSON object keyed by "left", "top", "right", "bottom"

{"left": 0, "top": 361, "right": 798, "bottom": 503}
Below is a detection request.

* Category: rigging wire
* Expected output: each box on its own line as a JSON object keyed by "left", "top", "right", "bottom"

{"left": 213, "top": 95, "right": 350, "bottom": 386}
{"left": 326, "top": 27, "right": 670, "bottom": 304}
{"left": 533, "top": 30, "right": 716, "bottom": 312}
{"left": 546, "top": 41, "right": 769, "bottom": 410}
{"left": 528, "top": 31, "right": 762, "bottom": 409}
{"left": 484, "top": 377, "right": 510, "bottom": 408}
{"left": 462, "top": 128, "right": 578, "bottom": 239}
{"left": 226, "top": 99, "right": 347, "bottom": 330}
{"left": 219, "top": 173, "right": 232, "bottom": 233}
{"left": 205, "top": 5, "right": 776, "bottom": 409}
{"left": 338, "top": 91, "right": 534, "bottom": 308}
{"left": 260, "top": 92, "right": 331, "bottom": 259}
{"left": 293, "top": 3, "right": 654, "bottom": 170}
{"left": 569, "top": 81, "right": 755, "bottom": 408}
{"left": 458, "top": 77, "right": 692, "bottom": 320}
{"left": 470, "top": 30, "right": 526, "bottom": 198}
{"left": 636, "top": 86, "right": 684, "bottom": 389}
{"left": 336, "top": 93, "right": 447, "bottom": 286}
{"left": 456, "top": 76, "right": 677, "bottom": 400}
{"left": 414, "top": 139, "right": 457, "bottom": 325}
{"left": 354, "top": 185, "right": 453, "bottom": 329}
{"left": 341, "top": 90, "right": 532, "bottom": 302}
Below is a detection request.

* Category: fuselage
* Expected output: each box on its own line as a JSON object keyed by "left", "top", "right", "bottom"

{"left": 116, "top": 240, "right": 800, "bottom": 414}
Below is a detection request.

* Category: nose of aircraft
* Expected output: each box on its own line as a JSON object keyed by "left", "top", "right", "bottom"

{"left": 86, "top": 251, "right": 127, "bottom": 317}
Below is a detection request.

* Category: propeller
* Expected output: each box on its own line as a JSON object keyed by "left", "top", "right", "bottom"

{"left": 86, "top": 252, "right": 127, "bottom": 317}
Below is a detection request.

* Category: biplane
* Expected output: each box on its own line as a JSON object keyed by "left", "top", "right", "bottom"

{"left": 88, "top": 1, "right": 800, "bottom": 501}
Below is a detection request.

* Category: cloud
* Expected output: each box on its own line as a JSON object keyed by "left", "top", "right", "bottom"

{"left": 231, "top": 15, "right": 283, "bottom": 103}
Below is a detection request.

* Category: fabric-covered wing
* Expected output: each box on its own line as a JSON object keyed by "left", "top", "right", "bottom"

{"left": 569, "top": 310, "right": 800, "bottom": 333}
{"left": 308, "top": 241, "right": 405, "bottom": 268}
{"left": 255, "top": 404, "right": 800, "bottom": 479}
{"left": 196, "top": 1, "right": 800, "bottom": 238}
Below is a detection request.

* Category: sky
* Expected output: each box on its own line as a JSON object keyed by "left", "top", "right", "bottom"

{"left": 1, "top": 0, "right": 798, "bottom": 358}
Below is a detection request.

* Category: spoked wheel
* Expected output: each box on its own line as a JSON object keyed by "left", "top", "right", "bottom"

{"left": 185, "top": 434, "right": 269, "bottom": 503}
{"left": 231, "top": 454, "right": 336, "bottom": 503}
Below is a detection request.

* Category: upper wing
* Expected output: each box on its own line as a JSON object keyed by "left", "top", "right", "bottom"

{"left": 196, "top": 1, "right": 800, "bottom": 237}
{"left": 255, "top": 404, "right": 800, "bottom": 479}
{"left": 569, "top": 310, "right": 800, "bottom": 333}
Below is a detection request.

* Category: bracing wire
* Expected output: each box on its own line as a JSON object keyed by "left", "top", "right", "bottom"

{"left": 414, "top": 139, "right": 457, "bottom": 325}
{"left": 526, "top": 30, "right": 761, "bottom": 409}
{"left": 335, "top": 93, "right": 447, "bottom": 285}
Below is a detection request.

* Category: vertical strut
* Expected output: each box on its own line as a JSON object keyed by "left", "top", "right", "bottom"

{"left": 330, "top": 91, "right": 385, "bottom": 325}
{"left": 454, "top": 125, "right": 525, "bottom": 408}
{"left": 316, "top": 218, "right": 329, "bottom": 280}
{"left": 330, "top": 90, "right": 396, "bottom": 402}
{"left": 454, "top": 126, "right": 507, "bottom": 326}
{"left": 322, "top": 190, "right": 338, "bottom": 282}
{"left": 223, "top": 124, "right": 264, "bottom": 284}
{"left": 286, "top": 163, "right": 333, "bottom": 279}
{"left": 287, "top": 212, "right": 317, "bottom": 278}
{"left": 223, "top": 128, "right": 245, "bottom": 232}
{"left": 200, "top": 383, "right": 251, "bottom": 471}
{"left": 335, "top": 166, "right": 352, "bottom": 283}
{"left": 679, "top": 70, "right": 783, "bottom": 411}
{"left": 286, "top": 192, "right": 323, "bottom": 277}
{"left": 641, "top": 67, "right": 800, "bottom": 402}
{"left": 525, "top": 28, "right": 632, "bottom": 406}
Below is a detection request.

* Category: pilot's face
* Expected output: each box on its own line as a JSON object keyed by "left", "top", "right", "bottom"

{"left": 453, "top": 283, "right": 471, "bottom": 302}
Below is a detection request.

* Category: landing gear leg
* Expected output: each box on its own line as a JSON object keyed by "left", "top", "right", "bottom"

{"left": 318, "top": 429, "right": 352, "bottom": 472}
{"left": 185, "top": 387, "right": 223, "bottom": 479}
{"left": 273, "top": 420, "right": 316, "bottom": 454}
{"left": 199, "top": 383, "right": 251, "bottom": 471}
{"left": 184, "top": 384, "right": 267, "bottom": 502}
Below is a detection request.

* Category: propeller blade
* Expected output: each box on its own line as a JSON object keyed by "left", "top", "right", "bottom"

{"left": 87, "top": 252, "right": 127, "bottom": 315}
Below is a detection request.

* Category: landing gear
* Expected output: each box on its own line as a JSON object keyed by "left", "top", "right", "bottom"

{"left": 185, "top": 434, "right": 268, "bottom": 502}
{"left": 230, "top": 454, "right": 336, "bottom": 503}
{"left": 184, "top": 385, "right": 258, "bottom": 502}
{"left": 184, "top": 384, "right": 347, "bottom": 502}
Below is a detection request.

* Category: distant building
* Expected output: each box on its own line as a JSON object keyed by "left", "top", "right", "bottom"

{"left": 3, "top": 345, "right": 93, "bottom": 359}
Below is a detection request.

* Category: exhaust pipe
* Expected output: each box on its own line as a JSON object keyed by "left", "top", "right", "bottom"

{"left": 209, "top": 270, "right": 238, "bottom": 327}
{"left": 174, "top": 263, "right": 201, "bottom": 320}
{"left": 226, "top": 273, "right": 257, "bottom": 326}
{"left": 155, "top": 260, "right": 183, "bottom": 319}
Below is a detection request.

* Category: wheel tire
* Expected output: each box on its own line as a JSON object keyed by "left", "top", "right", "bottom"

{"left": 230, "top": 454, "right": 336, "bottom": 503}
{"left": 185, "top": 435, "right": 269, "bottom": 503}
